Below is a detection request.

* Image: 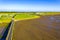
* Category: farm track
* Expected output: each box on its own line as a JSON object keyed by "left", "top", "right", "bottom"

{"left": 13, "top": 15, "right": 60, "bottom": 40}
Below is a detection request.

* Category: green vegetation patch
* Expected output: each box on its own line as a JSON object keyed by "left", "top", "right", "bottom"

{"left": 36, "top": 12, "right": 60, "bottom": 15}
{"left": 14, "top": 13, "right": 40, "bottom": 20}
{"left": 0, "top": 13, "right": 16, "bottom": 23}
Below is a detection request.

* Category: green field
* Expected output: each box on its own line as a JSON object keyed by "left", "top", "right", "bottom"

{"left": 0, "top": 13, "right": 16, "bottom": 23}
{"left": 14, "top": 13, "right": 40, "bottom": 21}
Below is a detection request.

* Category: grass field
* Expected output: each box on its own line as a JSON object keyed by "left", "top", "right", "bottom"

{"left": 0, "top": 13, "right": 16, "bottom": 23}
{"left": 14, "top": 13, "right": 40, "bottom": 21}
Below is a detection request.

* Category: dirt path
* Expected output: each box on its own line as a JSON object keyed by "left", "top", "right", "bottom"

{"left": 13, "top": 15, "right": 60, "bottom": 40}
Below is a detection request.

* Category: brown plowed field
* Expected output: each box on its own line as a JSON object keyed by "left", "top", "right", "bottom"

{"left": 13, "top": 15, "right": 60, "bottom": 40}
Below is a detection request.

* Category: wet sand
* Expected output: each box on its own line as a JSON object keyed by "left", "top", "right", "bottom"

{"left": 13, "top": 15, "right": 60, "bottom": 40}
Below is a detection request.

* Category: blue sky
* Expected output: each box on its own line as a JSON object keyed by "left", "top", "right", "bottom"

{"left": 0, "top": 0, "right": 60, "bottom": 12}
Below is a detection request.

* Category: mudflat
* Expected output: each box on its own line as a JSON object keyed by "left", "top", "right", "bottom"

{"left": 13, "top": 15, "right": 60, "bottom": 40}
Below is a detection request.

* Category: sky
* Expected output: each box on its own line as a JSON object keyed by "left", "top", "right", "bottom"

{"left": 0, "top": 0, "right": 60, "bottom": 12}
